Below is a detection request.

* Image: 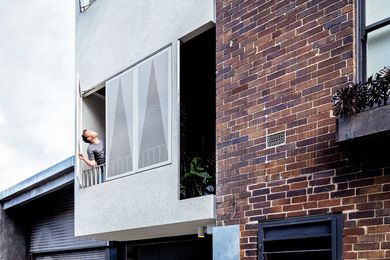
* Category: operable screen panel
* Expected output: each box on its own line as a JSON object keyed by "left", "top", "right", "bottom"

{"left": 105, "top": 47, "right": 171, "bottom": 179}
{"left": 106, "top": 70, "right": 134, "bottom": 178}
{"left": 138, "top": 50, "right": 169, "bottom": 168}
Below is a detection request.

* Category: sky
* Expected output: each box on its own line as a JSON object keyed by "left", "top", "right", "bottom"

{"left": 0, "top": 1, "right": 75, "bottom": 191}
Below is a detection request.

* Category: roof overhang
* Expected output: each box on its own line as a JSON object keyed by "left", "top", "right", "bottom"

{"left": 0, "top": 156, "right": 75, "bottom": 210}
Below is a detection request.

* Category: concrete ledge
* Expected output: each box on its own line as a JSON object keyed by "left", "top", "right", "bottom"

{"left": 336, "top": 105, "right": 390, "bottom": 142}
{"left": 78, "top": 218, "right": 215, "bottom": 242}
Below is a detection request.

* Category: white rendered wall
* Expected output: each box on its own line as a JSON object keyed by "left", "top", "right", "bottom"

{"left": 75, "top": 0, "right": 216, "bottom": 240}
{"left": 76, "top": 0, "right": 215, "bottom": 92}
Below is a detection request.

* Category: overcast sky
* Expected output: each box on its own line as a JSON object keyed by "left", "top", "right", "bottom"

{"left": 0, "top": 1, "right": 75, "bottom": 191}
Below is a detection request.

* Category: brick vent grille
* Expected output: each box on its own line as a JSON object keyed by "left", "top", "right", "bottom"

{"left": 266, "top": 131, "right": 285, "bottom": 147}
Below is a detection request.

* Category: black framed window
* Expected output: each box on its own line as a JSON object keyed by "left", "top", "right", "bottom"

{"left": 258, "top": 214, "right": 343, "bottom": 260}
{"left": 358, "top": 0, "right": 390, "bottom": 81}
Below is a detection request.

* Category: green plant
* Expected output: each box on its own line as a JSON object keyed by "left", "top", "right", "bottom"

{"left": 180, "top": 156, "right": 215, "bottom": 199}
{"left": 332, "top": 66, "right": 390, "bottom": 117}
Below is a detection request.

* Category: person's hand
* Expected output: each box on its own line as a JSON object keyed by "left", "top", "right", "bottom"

{"left": 79, "top": 153, "right": 85, "bottom": 161}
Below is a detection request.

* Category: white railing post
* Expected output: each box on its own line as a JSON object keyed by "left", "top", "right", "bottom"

{"left": 80, "top": 163, "right": 106, "bottom": 189}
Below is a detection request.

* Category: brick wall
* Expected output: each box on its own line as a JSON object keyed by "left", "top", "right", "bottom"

{"left": 215, "top": 0, "right": 390, "bottom": 259}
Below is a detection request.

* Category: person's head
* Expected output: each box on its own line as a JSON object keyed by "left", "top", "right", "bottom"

{"left": 82, "top": 129, "right": 98, "bottom": 144}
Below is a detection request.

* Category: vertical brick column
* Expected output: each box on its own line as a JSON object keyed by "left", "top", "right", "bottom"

{"left": 216, "top": 0, "right": 390, "bottom": 259}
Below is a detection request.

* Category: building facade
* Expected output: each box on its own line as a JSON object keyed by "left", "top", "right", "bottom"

{"left": 75, "top": 0, "right": 222, "bottom": 259}
{"left": 74, "top": 0, "right": 389, "bottom": 259}
{"left": 0, "top": 157, "right": 111, "bottom": 260}
{"left": 216, "top": 0, "right": 390, "bottom": 259}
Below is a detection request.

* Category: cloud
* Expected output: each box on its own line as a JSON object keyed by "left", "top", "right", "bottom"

{"left": 0, "top": 0, "right": 75, "bottom": 191}
{"left": 0, "top": 110, "right": 6, "bottom": 126}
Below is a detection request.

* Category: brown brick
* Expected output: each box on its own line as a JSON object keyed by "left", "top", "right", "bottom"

{"left": 357, "top": 250, "right": 384, "bottom": 259}
{"left": 357, "top": 218, "right": 384, "bottom": 227}
{"left": 318, "top": 199, "right": 341, "bottom": 207}
{"left": 354, "top": 243, "right": 380, "bottom": 251}
{"left": 367, "top": 226, "right": 390, "bottom": 234}
{"left": 382, "top": 242, "right": 390, "bottom": 249}
{"left": 309, "top": 193, "right": 329, "bottom": 201}
{"left": 344, "top": 228, "right": 365, "bottom": 236}
{"left": 215, "top": 1, "right": 387, "bottom": 259}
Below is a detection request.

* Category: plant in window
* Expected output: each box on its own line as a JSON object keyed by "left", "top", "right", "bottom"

{"left": 180, "top": 156, "right": 215, "bottom": 199}
{"left": 366, "top": 67, "right": 390, "bottom": 107}
{"left": 332, "top": 66, "right": 390, "bottom": 117}
{"left": 332, "top": 82, "right": 366, "bottom": 118}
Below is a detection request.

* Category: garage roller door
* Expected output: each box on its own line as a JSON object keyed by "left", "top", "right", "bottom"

{"left": 35, "top": 248, "right": 109, "bottom": 260}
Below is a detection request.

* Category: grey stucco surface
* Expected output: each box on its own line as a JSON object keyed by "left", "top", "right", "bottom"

{"left": 0, "top": 204, "right": 27, "bottom": 260}
{"left": 75, "top": 0, "right": 216, "bottom": 240}
{"left": 213, "top": 225, "right": 240, "bottom": 260}
{"left": 76, "top": 0, "right": 215, "bottom": 92}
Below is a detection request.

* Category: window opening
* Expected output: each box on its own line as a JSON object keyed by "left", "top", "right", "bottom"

{"left": 359, "top": 0, "right": 390, "bottom": 80}
{"left": 80, "top": 87, "right": 106, "bottom": 188}
{"left": 80, "top": 47, "right": 172, "bottom": 187}
{"left": 180, "top": 26, "right": 216, "bottom": 199}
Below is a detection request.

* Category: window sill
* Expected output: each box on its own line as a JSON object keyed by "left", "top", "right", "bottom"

{"left": 336, "top": 105, "right": 390, "bottom": 142}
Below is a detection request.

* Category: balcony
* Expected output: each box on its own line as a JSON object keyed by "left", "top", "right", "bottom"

{"left": 75, "top": 164, "right": 216, "bottom": 241}
{"left": 75, "top": 40, "right": 216, "bottom": 241}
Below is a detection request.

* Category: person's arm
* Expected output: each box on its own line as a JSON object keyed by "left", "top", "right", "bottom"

{"left": 79, "top": 153, "right": 97, "bottom": 167}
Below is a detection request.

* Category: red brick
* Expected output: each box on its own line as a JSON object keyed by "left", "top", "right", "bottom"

{"left": 215, "top": 1, "right": 388, "bottom": 259}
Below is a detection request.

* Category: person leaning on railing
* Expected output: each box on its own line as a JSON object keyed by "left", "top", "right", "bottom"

{"left": 79, "top": 129, "right": 106, "bottom": 167}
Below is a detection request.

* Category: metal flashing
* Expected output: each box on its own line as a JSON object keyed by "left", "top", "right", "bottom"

{"left": 0, "top": 156, "right": 75, "bottom": 204}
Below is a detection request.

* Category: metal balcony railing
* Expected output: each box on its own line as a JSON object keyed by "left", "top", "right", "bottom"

{"left": 139, "top": 144, "right": 167, "bottom": 168}
{"left": 80, "top": 164, "right": 105, "bottom": 188}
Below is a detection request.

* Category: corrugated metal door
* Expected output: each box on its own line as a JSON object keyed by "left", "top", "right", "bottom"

{"left": 29, "top": 186, "right": 108, "bottom": 256}
{"left": 35, "top": 249, "right": 109, "bottom": 260}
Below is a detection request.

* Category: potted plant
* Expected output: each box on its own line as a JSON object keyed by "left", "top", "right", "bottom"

{"left": 180, "top": 156, "right": 215, "bottom": 199}
{"left": 332, "top": 67, "right": 390, "bottom": 117}
{"left": 332, "top": 66, "right": 390, "bottom": 141}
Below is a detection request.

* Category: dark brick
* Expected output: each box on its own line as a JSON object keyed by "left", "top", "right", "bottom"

{"left": 313, "top": 184, "right": 335, "bottom": 193}
{"left": 349, "top": 210, "right": 375, "bottom": 219}
{"left": 331, "top": 189, "right": 354, "bottom": 198}
{"left": 253, "top": 188, "right": 270, "bottom": 196}
{"left": 267, "top": 192, "right": 286, "bottom": 200}
{"left": 287, "top": 189, "right": 306, "bottom": 197}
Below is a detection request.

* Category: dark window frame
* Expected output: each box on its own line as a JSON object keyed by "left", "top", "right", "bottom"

{"left": 258, "top": 214, "right": 343, "bottom": 260}
{"left": 357, "top": 0, "right": 390, "bottom": 81}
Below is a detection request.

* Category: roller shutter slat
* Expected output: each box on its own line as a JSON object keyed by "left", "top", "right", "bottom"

{"left": 35, "top": 249, "right": 109, "bottom": 260}
{"left": 30, "top": 190, "right": 107, "bottom": 253}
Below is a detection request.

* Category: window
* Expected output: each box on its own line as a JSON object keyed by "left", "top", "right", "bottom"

{"left": 105, "top": 47, "right": 171, "bottom": 180}
{"left": 258, "top": 214, "right": 343, "bottom": 260}
{"left": 358, "top": 0, "right": 390, "bottom": 80}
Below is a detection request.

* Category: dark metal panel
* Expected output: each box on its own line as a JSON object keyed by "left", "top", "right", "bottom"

{"left": 258, "top": 214, "right": 343, "bottom": 260}
{"left": 35, "top": 248, "right": 109, "bottom": 260}
{"left": 30, "top": 188, "right": 107, "bottom": 254}
{"left": 262, "top": 221, "right": 331, "bottom": 241}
